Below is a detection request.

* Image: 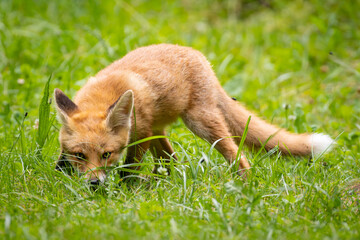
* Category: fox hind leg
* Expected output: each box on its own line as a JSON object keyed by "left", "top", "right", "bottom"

{"left": 181, "top": 108, "right": 250, "bottom": 173}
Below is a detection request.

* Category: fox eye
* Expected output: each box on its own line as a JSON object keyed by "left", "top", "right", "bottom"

{"left": 74, "top": 152, "right": 86, "bottom": 160}
{"left": 102, "top": 152, "right": 111, "bottom": 159}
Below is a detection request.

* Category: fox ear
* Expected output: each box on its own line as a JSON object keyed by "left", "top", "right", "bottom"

{"left": 54, "top": 88, "right": 78, "bottom": 125}
{"left": 106, "top": 90, "right": 134, "bottom": 130}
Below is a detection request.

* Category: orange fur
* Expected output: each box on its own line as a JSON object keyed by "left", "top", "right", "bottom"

{"left": 55, "top": 44, "right": 332, "bottom": 182}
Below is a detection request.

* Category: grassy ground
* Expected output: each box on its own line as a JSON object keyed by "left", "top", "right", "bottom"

{"left": 1, "top": 0, "right": 359, "bottom": 239}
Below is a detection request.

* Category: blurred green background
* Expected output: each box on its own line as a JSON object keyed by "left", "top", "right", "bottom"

{"left": 0, "top": 0, "right": 359, "bottom": 239}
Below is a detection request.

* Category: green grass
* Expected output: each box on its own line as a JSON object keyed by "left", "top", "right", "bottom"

{"left": 1, "top": 0, "right": 360, "bottom": 239}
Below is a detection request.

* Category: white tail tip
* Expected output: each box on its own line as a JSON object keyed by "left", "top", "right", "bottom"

{"left": 310, "top": 133, "right": 335, "bottom": 156}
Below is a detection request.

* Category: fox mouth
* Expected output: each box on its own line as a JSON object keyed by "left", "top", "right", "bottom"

{"left": 86, "top": 174, "right": 106, "bottom": 188}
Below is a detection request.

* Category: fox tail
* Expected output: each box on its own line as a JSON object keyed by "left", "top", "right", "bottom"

{"left": 219, "top": 92, "right": 334, "bottom": 156}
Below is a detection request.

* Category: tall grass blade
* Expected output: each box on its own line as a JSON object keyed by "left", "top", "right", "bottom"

{"left": 36, "top": 75, "right": 53, "bottom": 150}
{"left": 235, "top": 115, "right": 251, "bottom": 161}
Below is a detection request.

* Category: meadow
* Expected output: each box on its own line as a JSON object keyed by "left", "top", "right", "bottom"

{"left": 0, "top": 0, "right": 359, "bottom": 239}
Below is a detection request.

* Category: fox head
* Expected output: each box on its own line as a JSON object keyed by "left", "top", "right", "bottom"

{"left": 54, "top": 88, "right": 134, "bottom": 184}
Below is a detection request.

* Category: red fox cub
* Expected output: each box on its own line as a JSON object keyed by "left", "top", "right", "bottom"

{"left": 55, "top": 44, "right": 333, "bottom": 185}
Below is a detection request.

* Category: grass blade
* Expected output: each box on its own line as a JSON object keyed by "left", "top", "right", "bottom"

{"left": 36, "top": 75, "right": 52, "bottom": 150}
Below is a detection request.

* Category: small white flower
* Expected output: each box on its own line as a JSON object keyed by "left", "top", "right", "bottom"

{"left": 157, "top": 167, "right": 168, "bottom": 176}
{"left": 118, "top": 159, "right": 124, "bottom": 166}
{"left": 288, "top": 115, "right": 296, "bottom": 120}
{"left": 282, "top": 103, "right": 290, "bottom": 110}
{"left": 33, "top": 119, "right": 39, "bottom": 129}
{"left": 17, "top": 78, "right": 25, "bottom": 85}
{"left": 195, "top": 22, "right": 207, "bottom": 32}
